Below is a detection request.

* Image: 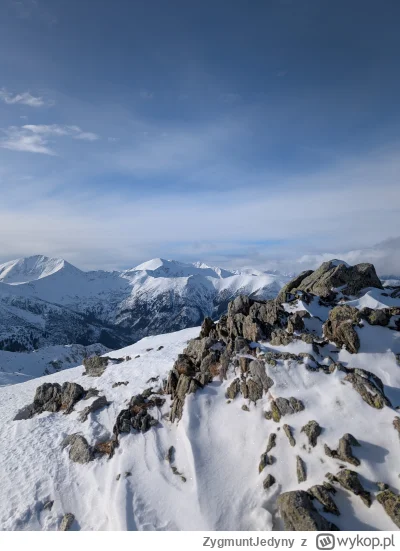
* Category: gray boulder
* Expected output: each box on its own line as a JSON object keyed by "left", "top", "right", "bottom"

{"left": 328, "top": 469, "right": 371, "bottom": 507}
{"left": 61, "top": 434, "right": 93, "bottom": 464}
{"left": 277, "top": 490, "right": 339, "bottom": 531}
{"left": 83, "top": 355, "right": 110, "bottom": 377}
{"left": 301, "top": 421, "right": 322, "bottom": 447}
{"left": 377, "top": 489, "right": 400, "bottom": 528}
{"left": 323, "top": 305, "right": 361, "bottom": 354}
{"left": 59, "top": 513, "right": 75, "bottom": 531}
{"left": 78, "top": 395, "right": 110, "bottom": 422}
{"left": 296, "top": 455, "right": 307, "bottom": 483}
{"left": 324, "top": 433, "right": 361, "bottom": 466}
{"left": 308, "top": 485, "right": 340, "bottom": 516}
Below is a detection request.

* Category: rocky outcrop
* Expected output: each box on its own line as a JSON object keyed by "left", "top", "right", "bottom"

{"left": 324, "top": 433, "right": 361, "bottom": 466}
{"left": 296, "top": 455, "right": 307, "bottom": 483}
{"left": 301, "top": 421, "right": 322, "bottom": 447}
{"left": 266, "top": 397, "right": 305, "bottom": 422}
{"left": 327, "top": 469, "right": 371, "bottom": 507}
{"left": 14, "top": 382, "right": 85, "bottom": 420}
{"left": 263, "top": 474, "right": 276, "bottom": 489}
{"left": 266, "top": 433, "right": 277, "bottom": 453}
{"left": 283, "top": 424, "right": 296, "bottom": 446}
{"left": 344, "top": 369, "right": 391, "bottom": 409}
{"left": 323, "top": 305, "right": 361, "bottom": 354}
{"left": 59, "top": 513, "right": 75, "bottom": 531}
{"left": 377, "top": 489, "right": 400, "bottom": 528}
{"left": 279, "top": 261, "right": 382, "bottom": 301}
{"left": 359, "top": 307, "right": 391, "bottom": 327}
{"left": 277, "top": 490, "right": 339, "bottom": 531}
{"left": 308, "top": 485, "right": 340, "bottom": 516}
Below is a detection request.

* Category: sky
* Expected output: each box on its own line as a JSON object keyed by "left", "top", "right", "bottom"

{"left": 1, "top": 0, "right": 400, "bottom": 274}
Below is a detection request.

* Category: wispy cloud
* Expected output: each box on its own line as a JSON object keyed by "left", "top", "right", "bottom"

{"left": 0, "top": 88, "right": 52, "bottom": 107}
{"left": 139, "top": 90, "right": 154, "bottom": 100}
{"left": 0, "top": 124, "right": 99, "bottom": 155}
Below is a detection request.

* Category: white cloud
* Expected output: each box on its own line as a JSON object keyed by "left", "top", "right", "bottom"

{"left": 139, "top": 90, "right": 154, "bottom": 100}
{"left": 0, "top": 124, "right": 99, "bottom": 154}
{"left": 0, "top": 88, "right": 51, "bottom": 107}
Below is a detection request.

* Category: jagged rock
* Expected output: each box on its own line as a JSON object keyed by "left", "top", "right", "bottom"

{"left": 199, "top": 350, "right": 220, "bottom": 375}
{"left": 359, "top": 307, "right": 391, "bottom": 327}
{"left": 324, "top": 434, "right": 361, "bottom": 466}
{"left": 234, "top": 337, "right": 251, "bottom": 354}
{"left": 173, "top": 354, "right": 196, "bottom": 376}
{"left": 226, "top": 378, "right": 241, "bottom": 400}
{"left": 377, "top": 489, "right": 400, "bottom": 528}
{"left": 270, "top": 329, "right": 293, "bottom": 347}
{"left": 43, "top": 500, "right": 54, "bottom": 511}
{"left": 61, "top": 383, "right": 86, "bottom": 414}
{"left": 259, "top": 452, "right": 273, "bottom": 473}
{"left": 184, "top": 337, "right": 216, "bottom": 366}
{"left": 323, "top": 305, "right": 361, "bottom": 354}
{"left": 14, "top": 382, "right": 85, "bottom": 420}
{"left": 283, "top": 424, "right": 296, "bottom": 446}
{"left": 269, "top": 397, "right": 305, "bottom": 422}
{"left": 61, "top": 434, "right": 93, "bottom": 464}
{"left": 114, "top": 408, "right": 132, "bottom": 434}
{"left": 277, "top": 490, "right": 339, "bottom": 531}
{"left": 266, "top": 433, "right": 277, "bottom": 453}
{"left": 228, "top": 295, "right": 253, "bottom": 317}
{"left": 323, "top": 481, "right": 336, "bottom": 493}
{"left": 242, "top": 316, "right": 265, "bottom": 342}
{"left": 241, "top": 404, "right": 250, "bottom": 412}
{"left": 329, "top": 469, "right": 371, "bottom": 507}
{"left": 165, "top": 369, "right": 179, "bottom": 397}
{"left": 83, "top": 355, "right": 109, "bottom": 377}
{"left": 112, "top": 381, "right": 129, "bottom": 388}
{"left": 287, "top": 312, "right": 307, "bottom": 334}
{"left": 95, "top": 437, "right": 118, "bottom": 457}
{"left": 277, "top": 271, "right": 314, "bottom": 303}
{"left": 59, "top": 513, "right": 75, "bottom": 531}
{"left": 78, "top": 395, "right": 110, "bottom": 422}
{"left": 239, "top": 356, "right": 251, "bottom": 374}
{"left": 282, "top": 261, "right": 382, "bottom": 300}
{"left": 300, "top": 333, "right": 315, "bottom": 345}
{"left": 199, "top": 317, "right": 215, "bottom": 338}
{"left": 263, "top": 474, "right": 276, "bottom": 489}
{"left": 84, "top": 388, "right": 99, "bottom": 400}
{"left": 301, "top": 421, "right": 322, "bottom": 447}
{"left": 308, "top": 485, "right": 340, "bottom": 516}
{"left": 249, "top": 360, "right": 274, "bottom": 392}
{"left": 344, "top": 370, "right": 391, "bottom": 409}
{"left": 246, "top": 379, "right": 263, "bottom": 402}
{"left": 296, "top": 455, "right": 307, "bottom": 483}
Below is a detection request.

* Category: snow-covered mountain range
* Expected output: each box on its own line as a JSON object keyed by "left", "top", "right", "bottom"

{"left": 0, "top": 255, "right": 290, "bottom": 357}
{"left": 1, "top": 259, "right": 400, "bottom": 530}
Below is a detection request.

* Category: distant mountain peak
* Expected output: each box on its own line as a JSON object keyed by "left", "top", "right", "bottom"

{"left": 0, "top": 255, "right": 81, "bottom": 284}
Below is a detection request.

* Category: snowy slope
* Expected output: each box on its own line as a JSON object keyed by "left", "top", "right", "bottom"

{"left": 0, "top": 255, "right": 290, "bottom": 353}
{"left": 0, "top": 343, "right": 110, "bottom": 386}
{"left": 1, "top": 282, "right": 400, "bottom": 531}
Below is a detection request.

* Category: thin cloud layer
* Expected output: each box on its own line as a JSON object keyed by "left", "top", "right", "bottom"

{"left": 0, "top": 88, "right": 51, "bottom": 107}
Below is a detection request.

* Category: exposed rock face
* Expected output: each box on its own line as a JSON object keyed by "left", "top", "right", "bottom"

{"left": 279, "top": 261, "right": 382, "bottom": 300}
{"left": 323, "top": 305, "right": 361, "bottom": 354}
{"left": 14, "top": 382, "right": 85, "bottom": 420}
{"left": 301, "top": 421, "right": 322, "bottom": 447}
{"left": 283, "top": 424, "right": 296, "bottom": 446}
{"left": 61, "top": 434, "right": 93, "bottom": 464}
{"left": 287, "top": 312, "right": 309, "bottom": 334}
{"left": 296, "top": 455, "right": 307, "bottom": 483}
{"left": 277, "top": 490, "right": 339, "bottom": 531}
{"left": 59, "top": 513, "right": 75, "bottom": 531}
{"left": 328, "top": 469, "right": 371, "bottom": 507}
{"left": 359, "top": 307, "right": 391, "bottom": 327}
{"left": 344, "top": 370, "right": 391, "bottom": 409}
{"left": 377, "top": 489, "right": 400, "bottom": 528}
{"left": 268, "top": 397, "right": 305, "bottom": 422}
{"left": 266, "top": 433, "right": 277, "bottom": 453}
{"left": 259, "top": 452, "right": 273, "bottom": 473}
{"left": 83, "top": 356, "right": 110, "bottom": 377}
{"left": 308, "top": 485, "right": 340, "bottom": 516}
{"left": 324, "top": 434, "right": 361, "bottom": 466}
{"left": 263, "top": 474, "right": 276, "bottom": 489}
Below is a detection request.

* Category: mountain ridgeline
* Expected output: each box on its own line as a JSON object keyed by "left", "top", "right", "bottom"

{"left": 0, "top": 255, "right": 290, "bottom": 353}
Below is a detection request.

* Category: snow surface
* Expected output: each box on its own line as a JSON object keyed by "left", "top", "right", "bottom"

{"left": 1, "top": 289, "right": 400, "bottom": 531}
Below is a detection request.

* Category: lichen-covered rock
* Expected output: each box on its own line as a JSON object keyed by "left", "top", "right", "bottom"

{"left": 83, "top": 355, "right": 110, "bottom": 377}
{"left": 287, "top": 312, "right": 307, "bottom": 334}
{"left": 228, "top": 295, "right": 253, "bottom": 317}
{"left": 283, "top": 424, "right": 296, "bottom": 446}
{"left": 277, "top": 490, "right": 339, "bottom": 531}
{"left": 308, "top": 485, "right": 340, "bottom": 516}
{"left": 242, "top": 317, "right": 265, "bottom": 342}
{"left": 324, "top": 433, "right": 361, "bottom": 466}
{"left": 330, "top": 469, "right": 371, "bottom": 507}
{"left": 246, "top": 379, "right": 264, "bottom": 403}
{"left": 268, "top": 397, "right": 305, "bottom": 422}
{"left": 226, "top": 378, "right": 241, "bottom": 400}
{"left": 344, "top": 370, "right": 391, "bottom": 409}
{"left": 14, "top": 382, "right": 85, "bottom": 420}
{"left": 270, "top": 329, "right": 293, "bottom": 347}
{"left": 282, "top": 260, "right": 382, "bottom": 299}
{"left": 266, "top": 433, "right": 277, "bottom": 453}
{"left": 259, "top": 452, "right": 273, "bottom": 473}
{"left": 61, "top": 434, "right": 93, "bottom": 464}
{"left": 173, "top": 354, "right": 196, "bottom": 376}
{"left": 276, "top": 271, "right": 314, "bottom": 303}
{"left": 301, "top": 421, "right": 322, "bottom": 447}
{"left": 249, "top": 360, "right": 274, "bottom": 392}
{"left": 296, "top": 455, "right": 307, "bottom": 483}
{"left": 263, "top": 474, "right": 276, "bottom": 489}
{"left": 377, "top": 489, "right": 400, "bottom": 528}
{"left": 59, "top": 513, "right": 75, "bottom": 531}
{"left": 199, "top": 317, "right": 215, "bottom": 338}
{"left": 323, "top": 305, "right": 361, "bottom": 354}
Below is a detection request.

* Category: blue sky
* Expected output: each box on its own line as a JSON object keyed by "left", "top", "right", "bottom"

{"left": 1, "top": 0, "right": 400, "bottom": 273}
